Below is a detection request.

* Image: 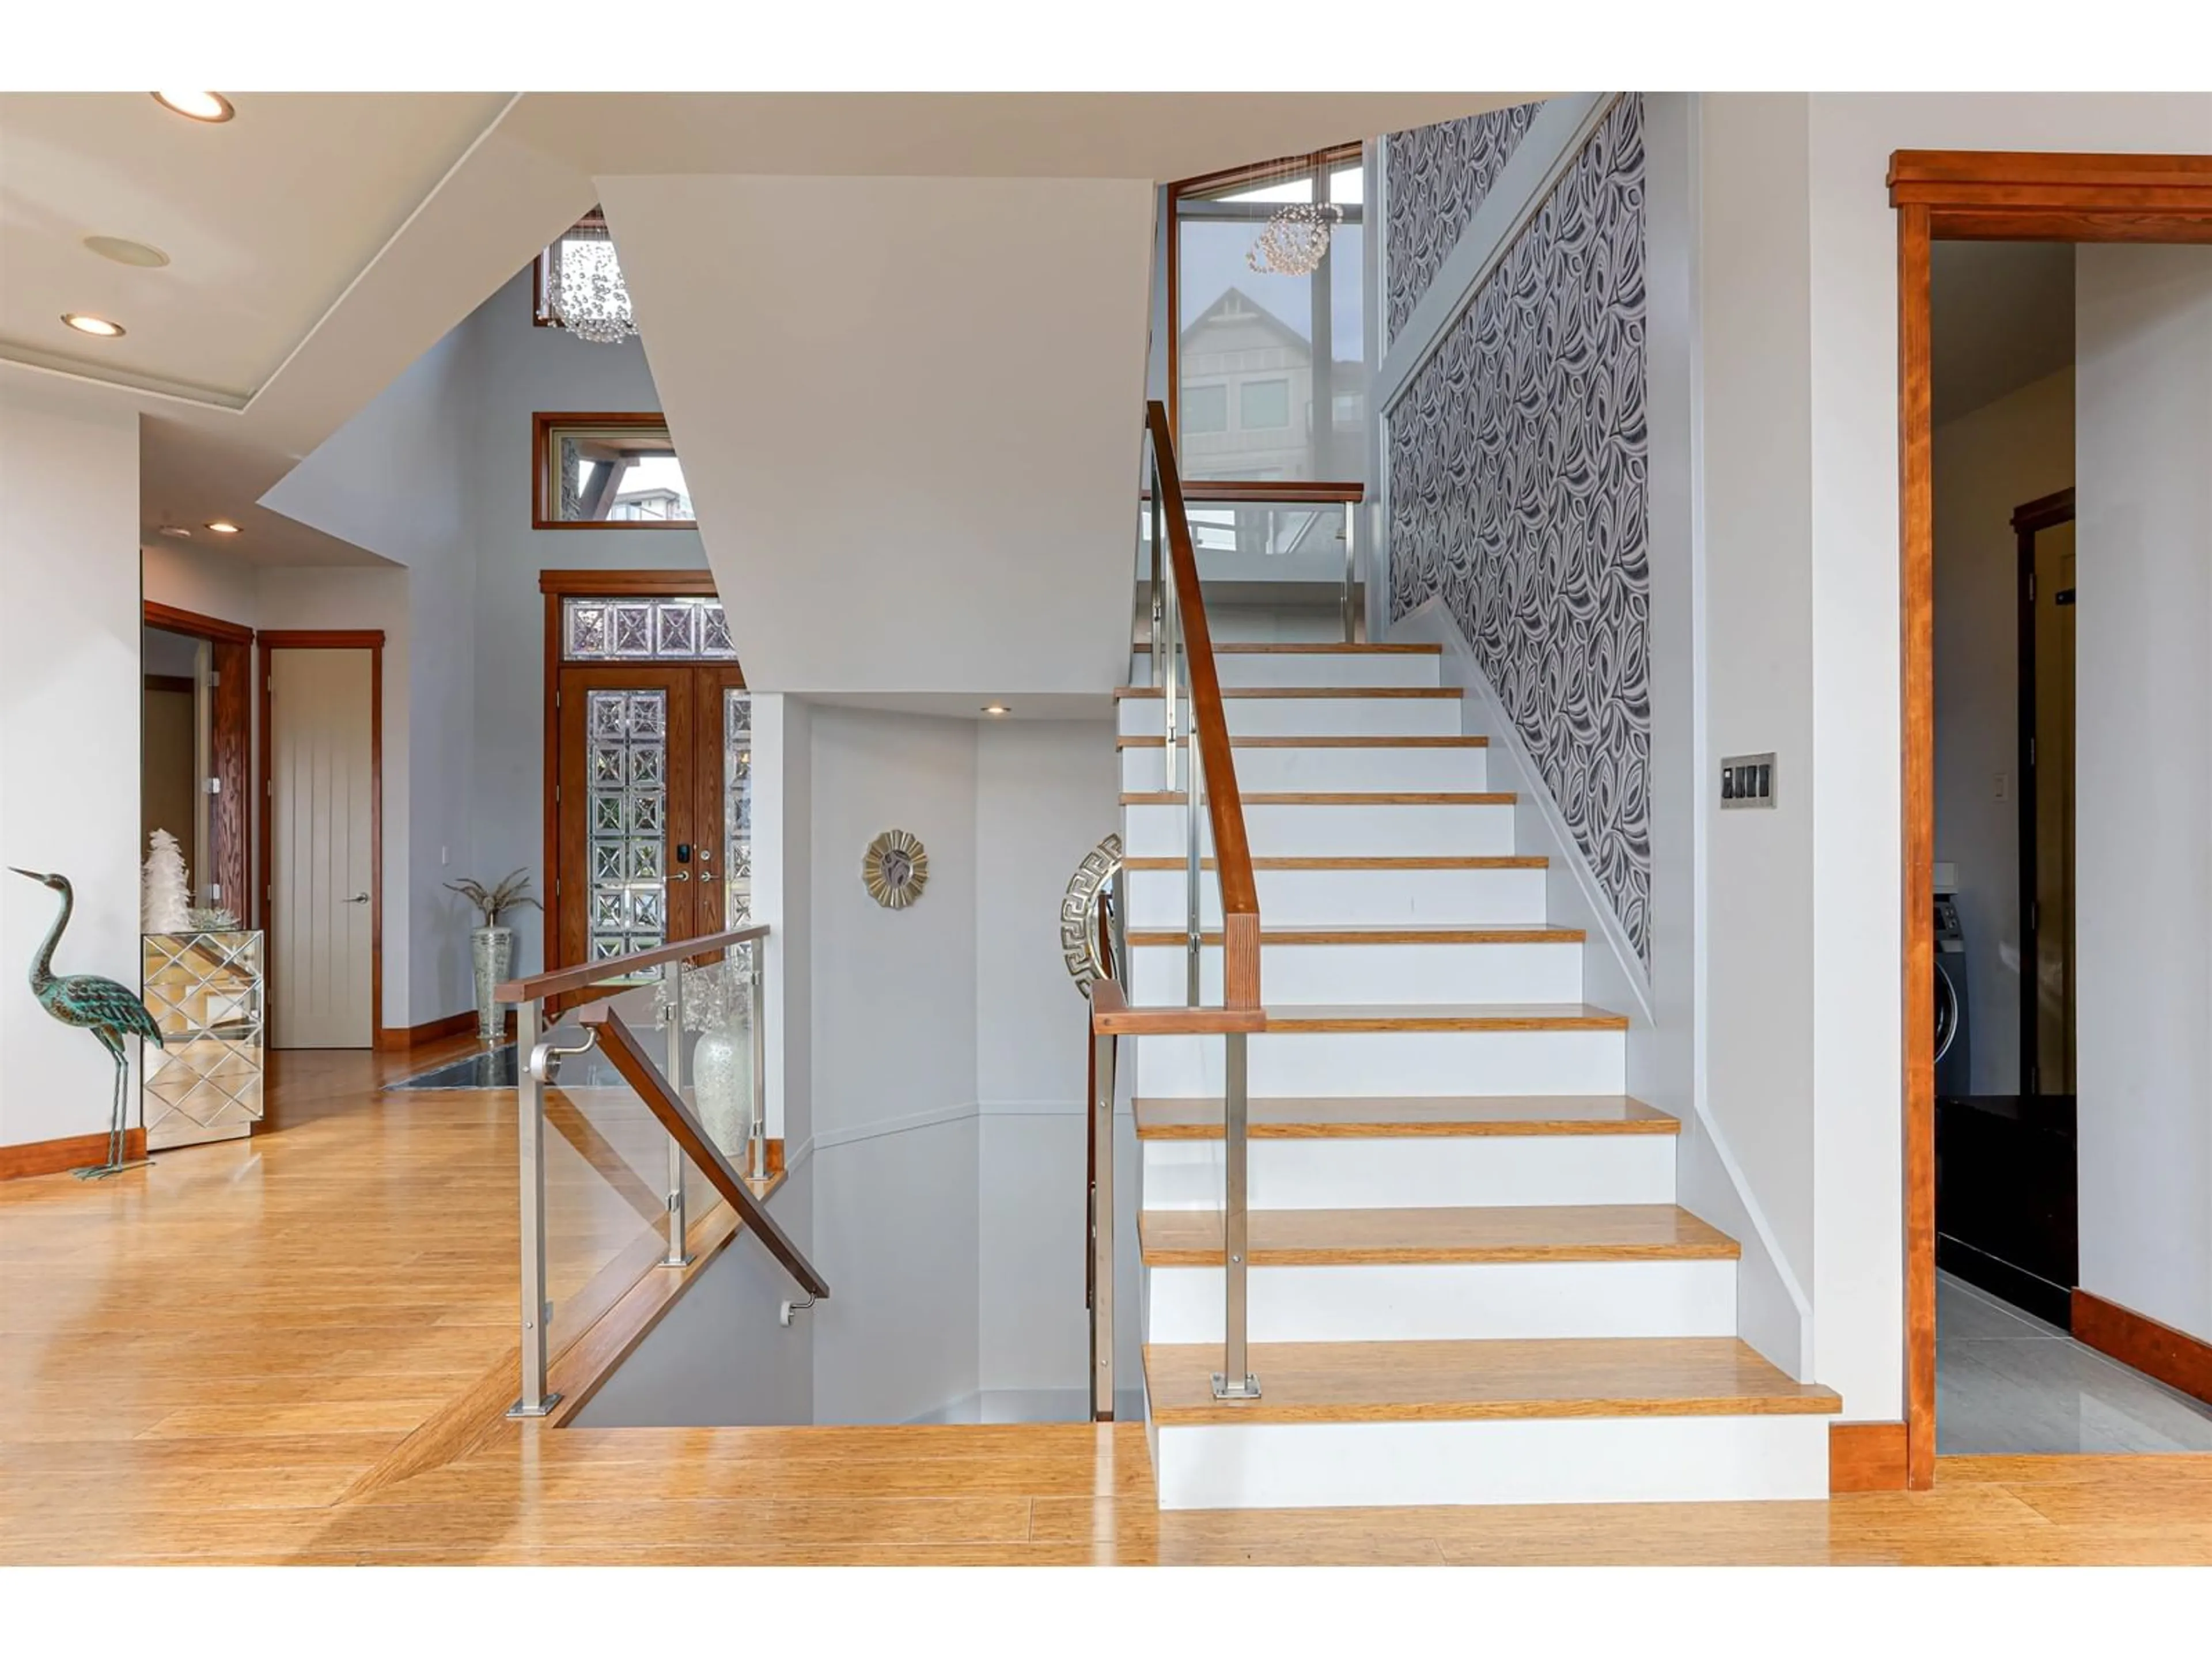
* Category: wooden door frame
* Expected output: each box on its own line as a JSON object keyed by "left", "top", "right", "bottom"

{"left": 142, "top": 600, "right": 254, "bottom": 923}
{"left": 259, "top": 630, "right": 385, "bottom": 1044}
{"left": 2013, "top": 487, "right": 2077, "bottom": 1105}
{"left": 1891, "top": 149, "right": 2212, "bottom": 1489}
{"left": 538, "top": 571, "right": 721, "bottom": 976}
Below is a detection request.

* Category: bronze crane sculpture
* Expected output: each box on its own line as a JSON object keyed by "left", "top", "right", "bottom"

{"left": 10, "top": 868, "right": 164, "bottom": 1178}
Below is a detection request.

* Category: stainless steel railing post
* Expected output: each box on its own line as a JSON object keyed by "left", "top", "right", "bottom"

{"left": 1091, "top": 1021, "right": 1118, "bottom": 1421}
{"left": 508, "top": 997, "right": 560, "bottom": 1418}
{"left": 661, "top": 963, "right": 692, "bottom": 1268}
{"left": 1342, "top": 503, "right": 1358, "bottom": 644}
{"left": 1210, "top": 1029, "right": 1261, "bottom": 1400}
{"left": 1185, "top": 715, "right": 1204, "bottom": 1007}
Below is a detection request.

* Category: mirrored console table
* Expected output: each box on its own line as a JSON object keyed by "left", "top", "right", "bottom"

{"left": 142, "top": 930, "right": 266, "bottom": 1151}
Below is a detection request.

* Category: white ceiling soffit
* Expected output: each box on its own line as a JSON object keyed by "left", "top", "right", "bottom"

{"left": 0, "top": 92, "right": 512, "bottom": 407}
{"left": 505, "top": 91, "right": 1538, "bottom": 180}
{"left": 603, "top": 173, "right": 1154, "bottom": 696}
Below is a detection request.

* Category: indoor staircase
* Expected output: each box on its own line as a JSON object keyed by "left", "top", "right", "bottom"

{"left": 1113, "top": 641, "right": 1840, "bottom": 1510}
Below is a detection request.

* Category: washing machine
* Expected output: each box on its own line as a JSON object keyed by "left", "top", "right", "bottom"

{"left": 1934, "top": 878, "right": 1971, "bottom": 1100}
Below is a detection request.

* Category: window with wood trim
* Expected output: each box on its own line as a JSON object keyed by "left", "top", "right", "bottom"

{"left": 1170, "top": 145, "right": 1368, "bottom": 488}
{"left": 533, "top": 412, "right": 695, "bottom": 529}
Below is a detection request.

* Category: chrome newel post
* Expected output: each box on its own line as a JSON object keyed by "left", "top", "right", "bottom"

{"left": 661, "top": 963, "right": 692, "bottom": 1268}
{"left": 509, "top": 997, "right": 560, "bottom": 1417}
{"left": 1091, "top": 1022, "right": 1118, "bottom": 1421}
{"left": 1161, "top": 581, "right": 1180, "bottom": 778}
{"left": 1211, "top": 1029, "right": 1261, "bottom": 1400}
{"left": 1149, "top": 484, "right": 1166, "bottom": 683}
{"left": 1185, "top": 721, "right": 1203, "bottom": 1007}
{"left": 747, "top": 942, "right": 768, "bottom": 1183}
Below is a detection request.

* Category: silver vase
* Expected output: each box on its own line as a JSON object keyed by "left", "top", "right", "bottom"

{"left": 472, "top": 926, "right": 513, "bottom": 1043}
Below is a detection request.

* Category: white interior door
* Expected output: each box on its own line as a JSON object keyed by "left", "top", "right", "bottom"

{"left": 270, "top": 648, "right": 375, "bottom": 1048}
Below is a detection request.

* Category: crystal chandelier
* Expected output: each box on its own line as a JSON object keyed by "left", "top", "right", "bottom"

{"left": 545, "top": 218, "right": 637, "bottom": 344}
{"left": 1247, "top": 199, "right": 1342, "bottom": 279}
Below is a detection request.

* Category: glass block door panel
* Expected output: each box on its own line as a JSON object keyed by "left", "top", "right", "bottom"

{"left": 586, "top": 688, "right": 669, "bottom": 963}
{"left": 724, "top": 689, "right": 753, "bottom": 929}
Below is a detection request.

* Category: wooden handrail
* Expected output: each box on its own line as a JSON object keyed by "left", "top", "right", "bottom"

{"left": 578, "top": 1001, "right": 830, "bottom": 1300}
{"left": 1143, "top": 400, "right": 1263, "bottom": 1011}
{"left": 495, "top": 923, "right": 769, "bottom": 1005}
{"left": 1143, "top": 481, "right": 1365, "bottom": 505}
{"left": 1090, "top": 977, "right": 1264, "bottom": 1036}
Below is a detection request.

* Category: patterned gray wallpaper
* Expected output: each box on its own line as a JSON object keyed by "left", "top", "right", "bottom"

{"left": 1384, "top": 100, "right": 1544, "bottom": 343}
{"left": 1387, "top": 94, "right": 1651, "bottom": 963}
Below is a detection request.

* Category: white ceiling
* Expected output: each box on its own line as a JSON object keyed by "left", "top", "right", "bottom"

{"left": 0, "top": 91, "right": 1531, "bottom": 570}
{"left": 1931, "top": 240, "right": 2076, "bottom": 425}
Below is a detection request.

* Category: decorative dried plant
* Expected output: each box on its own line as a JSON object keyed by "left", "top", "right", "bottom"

{"left": 445, "top": 868, "right": 541, "bottom": 929}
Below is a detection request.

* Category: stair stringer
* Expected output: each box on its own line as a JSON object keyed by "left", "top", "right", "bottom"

{"left": 1390, "top": 595, "right": 1813, "bottom": 1380}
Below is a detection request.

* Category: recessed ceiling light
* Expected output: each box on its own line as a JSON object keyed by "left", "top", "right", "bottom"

{"left": 204, "top": 520, "right": 241, "bottom": 535}
{"left": 84, "top": 234, "right": 171, "bottom": 268}
{"left": 152, "top": 91, "right": 234, "bottom": 124}
{"left": 981, "top": 704, "right": 1012, "bottom": 716}
{"left": 62, "top": 312, "right": 125, "bottom": 338}
{"left": 158, "top": 525, "right": 193, "bottom": 539}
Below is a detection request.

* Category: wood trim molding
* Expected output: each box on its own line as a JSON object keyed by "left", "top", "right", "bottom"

{"left": 1893, "top": 150, "right": 2212, "bottom": 1494}
{"left": 2073, "top": 1290, "right": 2212, "bottom": 1407}
{"left": 2011, "top": 486, "right": 2077, "bottom": 536}
{"left": 1828, "top": 1421, "right": 1910, "bottom": 1493}
{"left": 1, "top": 1129, "right": 149, "bottom": 1181}
{"left": 143, "top": 673, "right": 195, "bottom": 695}
{"left": 531, "top": 411, "right": 697, "bottom": 531}
{"left": 536, "top": 568, "right": 718, "bottom": 598}
{"left": 143, "top": 600, "right": 254, "bottom": 645}
{"left": 258, "top": 630, "right": 385, "bottom": 650}
{"left": 374, "top": 1010, "right": 489, "bottom": 1052}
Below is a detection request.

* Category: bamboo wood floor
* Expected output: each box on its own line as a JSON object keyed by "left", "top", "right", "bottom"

{"left": 4, "top": 1041, "right": 2210, "bottom": 1565}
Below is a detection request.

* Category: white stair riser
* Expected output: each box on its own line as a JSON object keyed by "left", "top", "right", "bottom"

{"left": 1124, "top": 865, "right": 1548, "bottom": 928}
{"left": 1118, "top": 697, "right": 1463, "bottom": 738}
{"left": 1149, "top": 1416, "right": 1831, "bottom": 1510}
{"left": 1143, "top": 1259, "right": 1737, "bottom": 1344}
{"left": 1124, "top": 802, "right": 1515, "bottom": 859}
{"left": 1130, "top": 941, "right": 1583, "bottom": 1005}
{"left": 1135, "top": 1029, "right": 1627, "bottom": 1098}
{"left": 1122, "top": 745, "right": 1487, "bottom": 793}
{"left": 1139, "top": 1132, "right": 1677, "bottom": 1210}
{"left": 1216, "top": 656, "right": 1440, "bottom": 688}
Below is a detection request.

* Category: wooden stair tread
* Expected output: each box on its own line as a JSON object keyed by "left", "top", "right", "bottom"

{"left": 1134, "top": 1094, "right": 1677, "bottom": 1139}
{"left": 1122, "top": 855, "right": 1546, "bottom": 870}
{"left": 1139, "top": 1205, "right": 1738, "bottom": 1266}
{"left": 1117, "top": 734, "right": 1487, "bottom": 748}
{"left": 1123, "top": 791, "right": 1513, "bottom": 805}
{"left": 1210, "top": 643, "right": 1443, "bottom": 654}
{"left": 1126, "top": 922, "right": 1583, "bottom": 947}
{"left": 1141, "top": 1338, "right": 1842, "bottom": 1425}
{"left": 1117, "top": 685, "right": 1462, "bottom": 699}
{"left": 1259, "top": 1003, "right": 1631, "bottom": 1033}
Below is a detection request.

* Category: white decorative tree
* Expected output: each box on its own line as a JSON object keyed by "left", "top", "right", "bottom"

{"left": 142, "top": 829, "right": 191, "bottom": 934}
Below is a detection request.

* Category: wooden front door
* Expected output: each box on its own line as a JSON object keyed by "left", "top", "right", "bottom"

{"left": 553, "top": 662, "right": 750, "bottom": 973}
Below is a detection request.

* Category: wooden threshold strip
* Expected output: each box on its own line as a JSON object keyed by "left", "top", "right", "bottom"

{"left": 1126, "top": 924, "right": 1585, "bottom": 947}
{"left": 1138, "top": 1203, "right": 1740, "bottom": 1267}
{"left": 1118, "top": 734, "right": 1488, "bottom": 748}
{"left": 1141, "top": 1337, "right": 1842, "bottom": 1426}
{"left": 1210, "top": 642, "right": 1442, "bottom": 654}
{"left": 1259, "top": 1003, "right": 1631, "bottom": 1033}
{"left": 1123, "top": 791, "right": 1514, "bottom": 806}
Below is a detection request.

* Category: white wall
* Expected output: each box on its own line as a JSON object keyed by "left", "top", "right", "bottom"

{"left": 600, "top": 174, "right": 1154, "bottom": 701}
{"left": 805, "top": 707, "right": 980, "bottom": 1423}
{"left": 1933, "top": 369, "right": 2075, "bottom": 1099}
{"left": 2075, "top": 243, "right": 2212, "bottom": 1346}
{"left": 0, "top": 378, "right": 142, "bottom": 1148}
{"left": 974, "top": 720, "right": 1123, "bottom": 1397}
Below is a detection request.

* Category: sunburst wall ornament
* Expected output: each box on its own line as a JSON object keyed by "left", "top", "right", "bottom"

{"left": 862, "top": 830, "right": 929, "bottom": 910}
{"left": 1059, "top": 834, "right": 1123, "bottom": 998}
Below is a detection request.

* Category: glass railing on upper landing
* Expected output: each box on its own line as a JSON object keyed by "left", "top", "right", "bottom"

{"left": 1137, "top": 482, "right": 1366, "bottom": 646}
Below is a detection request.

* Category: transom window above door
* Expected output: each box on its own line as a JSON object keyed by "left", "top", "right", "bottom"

{"left": 562, "top": 596, "right": 738, "bottom": 661}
